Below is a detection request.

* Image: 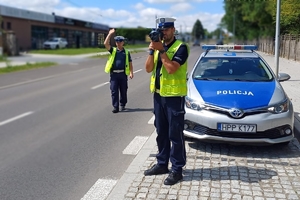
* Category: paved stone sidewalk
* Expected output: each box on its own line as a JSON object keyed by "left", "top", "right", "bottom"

{"left": 258, "top": 51, "right": 300, "bottom": 140}
{"left": 126, "top": 137, "right": 300, "bottom": 200}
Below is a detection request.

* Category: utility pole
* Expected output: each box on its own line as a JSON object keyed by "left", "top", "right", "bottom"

{"left": 275, "top": 0, "right": 281, "bottom": 78}
{"left": 233, "top": 8, "right": 235, "bottom": 44}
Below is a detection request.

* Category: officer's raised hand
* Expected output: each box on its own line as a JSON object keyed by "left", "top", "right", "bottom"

{"left": 150, "top": 41, "right": 164, "bottom": 52}
{"left": 108, "top": 28, "right": 115, "bottom": 35}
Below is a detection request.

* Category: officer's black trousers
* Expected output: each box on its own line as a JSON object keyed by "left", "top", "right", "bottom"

{"left": 153, "top": 92, "right": 186, "bottom": 173}
{"left": 110, "top": 73, "right": 128, "bottom": 108}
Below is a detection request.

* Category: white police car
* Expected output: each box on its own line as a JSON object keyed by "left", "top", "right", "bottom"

{"left": 184, "top": 45, "right": 294, "bottom": 145}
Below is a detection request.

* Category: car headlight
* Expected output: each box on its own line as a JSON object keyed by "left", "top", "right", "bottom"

{"left": 185, "top": 96, "right": 205, "bottom": 111}
{"left": 267, "top": 99, "right": 289, "bottom": 114}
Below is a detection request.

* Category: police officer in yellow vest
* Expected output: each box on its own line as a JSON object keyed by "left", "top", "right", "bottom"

{"left": 104, "top": 28, "right": 134, "bottom": 113}
{"left": 144, "top": 17, "right": 189, "bottom": 185}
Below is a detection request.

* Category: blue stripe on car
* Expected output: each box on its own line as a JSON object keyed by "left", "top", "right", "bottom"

{"left": 193, "top": 80, "right": 275, "bottom": 109}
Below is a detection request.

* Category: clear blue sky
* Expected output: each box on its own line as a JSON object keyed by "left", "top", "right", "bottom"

{"left": 0, "top": 0, "right": 226, "bottom": 32}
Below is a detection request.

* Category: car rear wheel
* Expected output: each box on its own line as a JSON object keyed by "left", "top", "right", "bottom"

{"left": 56, "top": 45, "right": 59, "bottom": 49}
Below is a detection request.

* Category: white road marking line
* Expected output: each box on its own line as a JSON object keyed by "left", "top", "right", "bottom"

{"left": 122, "top": 136, "right": 148, "bottom": 155}
{"left": 0, "top": 112, "right": 34, "bottom": 126}
{"left": 91, "top": 82, "right": 109, "bottom": 90}
{"left": 0, "top": 68, "right": 88, "bottom": 90}
{"left": 81, "top": 179, "right": 117, "bottom": 200}
{"left": 91, "top": 69, "right": 141, "bottom": 90}
{"left": 133, "top": 69, "right": 142, "bottom": 73}
{"left": 148, "top": 115, "right": 155, "bottom": 124}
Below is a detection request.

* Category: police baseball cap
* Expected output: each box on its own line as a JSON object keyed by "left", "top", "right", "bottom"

{"left": 114, "top": 36, "right": 125, "bottom": 42}
{"left": 156, "top": 17, "right": 176, "bottom": 28}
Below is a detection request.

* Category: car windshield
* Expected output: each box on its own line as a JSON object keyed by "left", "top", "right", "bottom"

{"left": 192, "top": 57, "right": 274, "bottom": 82}
{"left": 48, "top": 38, "right": 59, "bottom": 42}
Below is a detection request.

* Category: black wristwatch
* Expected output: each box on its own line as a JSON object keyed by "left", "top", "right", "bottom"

{"left": 159, "top": 49, "right": 165, "bottom": 54}
{"left": 149, "top": 49, "right": 154, "bottom": 55}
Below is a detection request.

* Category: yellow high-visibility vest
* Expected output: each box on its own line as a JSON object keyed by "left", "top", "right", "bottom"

{"left": 104, "top": 47, "right": 130, "bottom": 75}
{"left": 150, "top": 40, "right": 188, "bottom": 97}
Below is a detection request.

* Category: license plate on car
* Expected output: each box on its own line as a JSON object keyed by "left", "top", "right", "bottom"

{"left": 217, "top": 123, "right": 257, "bottom": 133}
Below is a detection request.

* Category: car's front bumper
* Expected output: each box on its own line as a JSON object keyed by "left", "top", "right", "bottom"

{"left": 184, "top": 105, "right": 294, "bottom": 144}
{"left": 43, "top": 44, "right": 55, "bottom": 49}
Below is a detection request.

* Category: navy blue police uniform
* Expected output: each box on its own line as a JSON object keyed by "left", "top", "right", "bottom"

{"left": 154, "top": 39, "right": 189, "bottom": 174}
{"left": 109, "top": 46, "right": 132, "bottom": 111}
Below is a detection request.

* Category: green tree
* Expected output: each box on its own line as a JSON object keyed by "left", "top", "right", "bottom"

{"left": 115, "top": 28, "right": 152, "bottom": 43}
{"left": 191, "top": 19, "right": 204, "bottom": 41}
{"left": 212, "top": 27, "right": 225, "bottom": 40}
{"left": 222, "top": 1, "right": 245, "bottom": 40}
{"left": 268, "top": 0, "right": 300, "bottom": 34}
{"left": 222, "top": 0, "right": 300, "bottom": 39}
{"left": 222, "top": 1, "right": 274, "bottom": 40}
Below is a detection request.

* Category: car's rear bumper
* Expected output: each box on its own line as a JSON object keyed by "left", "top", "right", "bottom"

{"left": 184, "top": 106, "right": 294, "bottom": 144}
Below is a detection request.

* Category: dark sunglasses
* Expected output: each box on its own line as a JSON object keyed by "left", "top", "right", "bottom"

{"left": 115, "top": 40, "right": 124, "bottom": 42}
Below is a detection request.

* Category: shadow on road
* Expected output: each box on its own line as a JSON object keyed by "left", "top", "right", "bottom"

{"left": 120, "top": 108, "right": 153, "bottom": 113}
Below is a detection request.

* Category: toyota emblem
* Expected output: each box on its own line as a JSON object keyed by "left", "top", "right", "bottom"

{"left": 229, "top": 108, "right": 244, "bottom": 118}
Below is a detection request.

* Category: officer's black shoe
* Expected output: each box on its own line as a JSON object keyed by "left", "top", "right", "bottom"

{"left": 144, "top": 164, "right": 169, "bottom": 176}
{"left": 164, "top": 171, "right": 183, "bottom": 185}
{"left": 112, "top": 108, "right": 119, "bottom": 113}
{"left": 121, "top": 106, "right": 126, "bottom": 111}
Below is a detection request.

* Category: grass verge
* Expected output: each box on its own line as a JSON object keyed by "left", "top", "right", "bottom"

{"left": 29, "top": 44, "right": 148, "bottom": 55}
{"left": 89, "top": 49, "right": 146, "bottom": 58}
{"left": 0, "top": 62, "right": 57, "bottom": 74}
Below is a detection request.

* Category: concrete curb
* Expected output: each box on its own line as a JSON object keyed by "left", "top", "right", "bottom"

{"left": 106, "top": 130, "right": 157, "bottom": 200}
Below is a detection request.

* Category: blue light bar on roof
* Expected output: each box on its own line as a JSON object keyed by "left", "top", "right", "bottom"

{"left": 202, "top": 45, "right": 258, "bottom": 50}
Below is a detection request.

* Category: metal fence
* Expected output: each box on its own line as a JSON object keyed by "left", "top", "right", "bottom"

{"left": 254, "top": 34, "right": 300, "bottom": 62}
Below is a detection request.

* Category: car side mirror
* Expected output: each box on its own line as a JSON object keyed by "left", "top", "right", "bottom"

{"left": 277, "top": 73, "right": 291, "bottom": 82}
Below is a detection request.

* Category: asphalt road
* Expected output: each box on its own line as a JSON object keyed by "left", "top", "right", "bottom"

{"left": 0, "top": 49, "right": 200, "bottom": 200}
{"left": 0, "top": 52, "right": 154, "bottom": 200}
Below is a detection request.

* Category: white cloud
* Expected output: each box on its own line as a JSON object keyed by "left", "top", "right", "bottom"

{"left": 0, "top": 0, "right": 224, "bottom": 32}
{"left": 144, "top": 0, "right": 217, "bottom": 3}
{"left": 170, "top": 3, "right": 193, "bottom": 12}
{"left": 144, "top": 0, "right": 186, "bottom": 3}
{"left": 133, "top": 3, "right": 145, "bottom": 10}
{"left": 194, "top": 0, "right": 218, "bottom": 2}
{"left": 175, "top": 12, "right": 224, "bottom": 33}
{"left": 0, "top": 0, "right": 60, "bottom": 13}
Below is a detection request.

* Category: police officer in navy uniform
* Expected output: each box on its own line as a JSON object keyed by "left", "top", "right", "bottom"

{"left": 144, "top": 17, "right": 189, "bottom": 185}
{"left": 104, "top": 28, "right": 134, "bottom": 113}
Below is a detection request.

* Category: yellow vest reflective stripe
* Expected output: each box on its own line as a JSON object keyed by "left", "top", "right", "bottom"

{"left": 104, "top": 47, "right": 130, "bottom": 75}
{"left": 150, "top": 40, "right": 188, "bottom": 97}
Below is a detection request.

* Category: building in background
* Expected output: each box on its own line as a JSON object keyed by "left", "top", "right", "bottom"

{"left": 0, "top": 4, "right": 110, "bottom": 51}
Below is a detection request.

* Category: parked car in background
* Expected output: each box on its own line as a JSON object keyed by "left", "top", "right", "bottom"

{"left": 193, "top": 39, "right": 200, "bottom": 46}
{"left": 216, "top": 39, "right": 224, "bottom": 45}
{"left": 43, "top": 37, "right": 68, "bottom": 49}
{"left": 184, "top": 45, "right": 294, "bottom": 146}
